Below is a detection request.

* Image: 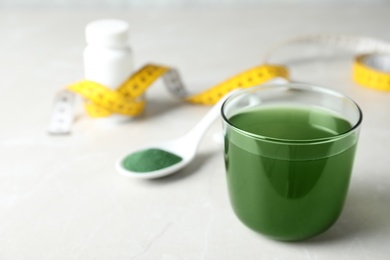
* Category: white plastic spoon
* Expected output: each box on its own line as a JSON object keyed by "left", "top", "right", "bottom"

{"left": 115, "top": 89, "right": 241, "bottom": 179}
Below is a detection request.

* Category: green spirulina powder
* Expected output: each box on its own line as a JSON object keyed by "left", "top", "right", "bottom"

{"left": 123, "top": 148, "right": 183, "bottom": 173}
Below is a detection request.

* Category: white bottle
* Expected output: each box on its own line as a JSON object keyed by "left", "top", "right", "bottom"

{"left": 84, "top": 19, "right": 133, "bottom": 89}
{"left": 83, "top": 19, "right": 134, "bottom": 124}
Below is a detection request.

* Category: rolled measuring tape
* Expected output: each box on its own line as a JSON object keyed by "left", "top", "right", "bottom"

{"left": 353, "top": 54, "right": 390, "bottom": 91}
{"left": 48, "top": 64, "right": 288, "bottom": 134}
{"left": 263, "top": 34, "right": 390, "bottom": 91}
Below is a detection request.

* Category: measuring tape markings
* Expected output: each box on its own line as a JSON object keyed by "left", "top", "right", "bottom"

{"left": 353, "top": 54, "right": 390, "bottom": 91}
{"left": 48, "top": 90, "right": 76, "bottom": 135}
{"left": 186, "top": 65, "right": 288, "bottom": 105}
{"left": 68, "top": 64, "right": 288, "bottom": 117}
{"left": 68, "top": 65, "right": 170, "bottom": 117}
{"left": 48, "top": 63, "right": 288, "bottom": 134}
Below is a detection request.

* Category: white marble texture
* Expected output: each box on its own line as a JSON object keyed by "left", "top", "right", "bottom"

{"left": 0, "top": 6, "right": 390, "bottom": 259}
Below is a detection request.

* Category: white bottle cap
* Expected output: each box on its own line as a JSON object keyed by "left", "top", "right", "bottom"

{"left": 85, "top": 19, "right": 129, "bottom": 48}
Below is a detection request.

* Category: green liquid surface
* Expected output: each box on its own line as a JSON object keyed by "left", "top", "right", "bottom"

{"left": 225, "top": 105, "right": 358, "bottom": 241}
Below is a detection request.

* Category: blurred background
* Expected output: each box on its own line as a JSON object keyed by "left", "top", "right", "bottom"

{"left": 1, "top": 0, "right": 389, "bottom": 8}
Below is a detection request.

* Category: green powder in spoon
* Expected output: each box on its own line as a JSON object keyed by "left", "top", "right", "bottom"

{"left": 123, "top": 148, "right": 183, "bottom": 173}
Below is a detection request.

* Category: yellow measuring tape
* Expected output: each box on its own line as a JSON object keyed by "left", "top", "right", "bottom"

{"left": 67, "top": 64, "right": 288, "bottom": 118}
{"left": 48, "top": 34, "right": 390, "bottom": 135}
{"left": 48, "top": 63, "right": 287, "bottom": 134}
{"left": 353, "top": 54, "right": 390, "bottom": 91}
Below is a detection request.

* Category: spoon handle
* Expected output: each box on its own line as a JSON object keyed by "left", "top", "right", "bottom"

{"left": 182, "top": 89, "right": 241, "bottom": 149}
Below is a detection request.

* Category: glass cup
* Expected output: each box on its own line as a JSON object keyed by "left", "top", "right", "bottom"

{"left": 221, "top": 82, "right": 362, "bottom": 241}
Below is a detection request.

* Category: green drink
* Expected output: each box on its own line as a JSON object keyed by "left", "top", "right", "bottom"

{"left": 222, "top": 83, "right": 362, "bottom": 241}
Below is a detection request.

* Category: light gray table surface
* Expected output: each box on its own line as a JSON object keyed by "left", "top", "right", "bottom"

{"left": 0, "top": 6, "right": 389, "bottom": 260}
